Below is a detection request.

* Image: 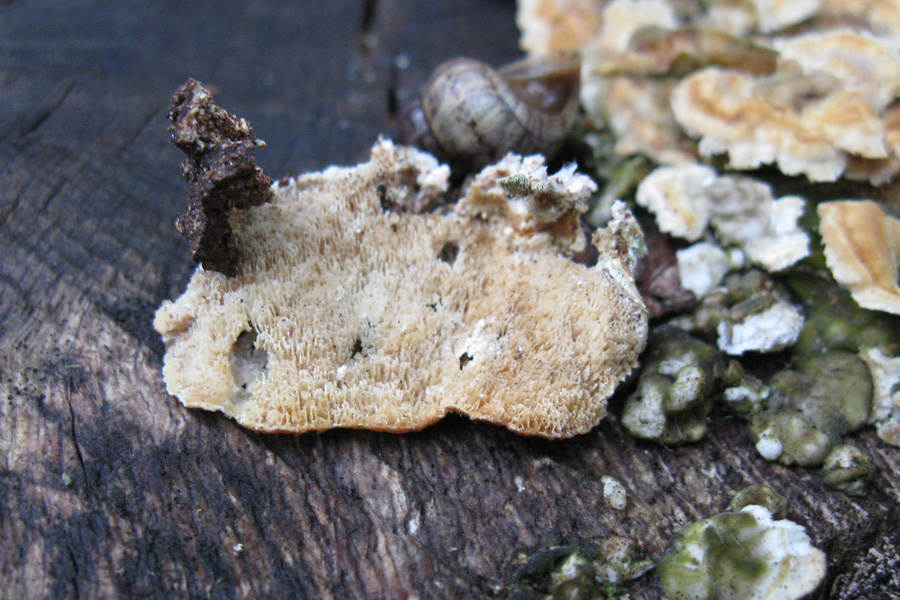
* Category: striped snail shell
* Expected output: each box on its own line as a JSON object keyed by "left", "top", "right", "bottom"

{"left": 397, "top": 51, "right": 581, "bottom": 171}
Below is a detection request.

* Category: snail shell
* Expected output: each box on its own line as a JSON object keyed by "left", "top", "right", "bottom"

{"left": 397, "top": 51, "right": 581, "bottom": 171}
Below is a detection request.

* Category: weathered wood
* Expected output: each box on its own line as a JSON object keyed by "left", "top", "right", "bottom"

{"left": 1, "top": 1, "right": 898, "bottom": 599}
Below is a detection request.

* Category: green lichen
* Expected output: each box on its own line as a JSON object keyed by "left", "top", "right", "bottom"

{"left": 747, "top": 352, "right": 873, "bottom": 467}
{"left": 786, "top": 271, "right": 900, "bottom": 355}
{"left": 822, "top": 444, "right": 874, "bottom": 497}
{"left": 502, "top": 539, "right": 652, "bottom": 600}
{"left": 727, "top": 485, "right": 788, "bottom": 519}
{"left": 622, "top": 327, "right": 737, "bottom": 445}
{"left": 657, "top": 504, "right": 826, "bottom": 600}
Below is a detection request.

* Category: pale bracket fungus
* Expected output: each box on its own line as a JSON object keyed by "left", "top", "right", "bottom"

{"left": 671, "top": 28, "right": 900, "bottom": 183}
{"left": 637, "top": 165, "right": 810, "bottom": 273}
{"left": 818, "top": 200, "right": 900, "bottom": 316}
{"left": 155, "top": 140, "right": 648, "bottom": 438}
{"left": 860, "top": 346, "right": 900, "bottom": 446}
{"left": 657, "top": 504, "right": 826, "bottom": 600}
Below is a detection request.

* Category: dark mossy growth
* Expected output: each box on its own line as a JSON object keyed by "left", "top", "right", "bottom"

{"left": 501, "top": 540, "right": 650, "bottom": 600}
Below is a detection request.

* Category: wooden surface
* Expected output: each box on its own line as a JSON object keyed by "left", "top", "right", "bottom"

{"left": 1, "top": 1, "right": 899, "bottom": 598}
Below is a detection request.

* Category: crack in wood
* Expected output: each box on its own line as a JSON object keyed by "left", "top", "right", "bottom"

{"left": 64, "top": 365, "right": 88, "bottom": 484}
{"left": 20, "top": 83, "right": 75, "bottom": 139}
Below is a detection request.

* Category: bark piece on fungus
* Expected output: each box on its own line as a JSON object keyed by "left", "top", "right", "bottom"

{"left": 169, "top": 78, "right": 273, "bottom": 276}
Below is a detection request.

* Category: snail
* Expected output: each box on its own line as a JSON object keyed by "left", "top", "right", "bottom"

{"left": 396, "top": 51, "right": 581, "bottom": 172}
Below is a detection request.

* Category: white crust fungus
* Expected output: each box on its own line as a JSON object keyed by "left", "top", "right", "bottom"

{"left": 718, "top": 300, "right": 805, "bottom": 355}
{"left": 818, "top": 200, "right": 900, "bottom": 315}
{"left": 638, "top": 165, "right": 809, "bottom": 273}
{"left": 154, "top": 140, "right": 648, "bottom": 438}
{"left": 676, "top": 242, "right": 730, "bottom": 298}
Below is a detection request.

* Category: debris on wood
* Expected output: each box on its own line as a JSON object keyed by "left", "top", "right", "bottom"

{"left": 168, "top": 78, "right": 273, "bottom": 276}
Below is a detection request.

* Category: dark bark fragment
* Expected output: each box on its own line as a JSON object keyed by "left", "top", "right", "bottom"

{"left": 168, "top": 78, "right": 273, "bottom": 276}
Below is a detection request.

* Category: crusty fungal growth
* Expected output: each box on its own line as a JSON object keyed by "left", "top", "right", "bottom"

{"left": 818, "top": 200, "right": 900, "bottom": 315}
{"left": 154, "top": 140, "right": 648, "bottom": 438}
{"left": 670, "top": 29, "right": 900, "bottom": 182}
{"left": 456, "top": 153, "right": 596, "bottom": 252}
{"left": 589, "top": 26, "right": 778, "bottom": 78}
{"left": 168, "top": 78, "right": 273, "bottom": 276}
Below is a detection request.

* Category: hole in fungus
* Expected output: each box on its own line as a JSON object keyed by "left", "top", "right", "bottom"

{"left": 377, "top": 184, "right": 392, "bottom": 212}
{"left": 230, "top": 328, "right": 268, "bottom": 399}
{"left": 438, "top": 241, "right": 459, "bottom": 265}
{"left": 459, "top": 352, "right": 472, "bottom": 370}
{"left": 350, "top": 337, "right": 364, "bottom": 359}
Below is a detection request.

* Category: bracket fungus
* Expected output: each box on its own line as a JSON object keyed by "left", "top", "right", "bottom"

{"left": 155, "top": 140, "right": 648, "bottom": 438}
{"left": 671, "top": 29, "right": 900, "bottom": 182}
{"left": 637, "top": 165, "right": 809, "bottom": 272}
{"left": 818, "top": 200, "right": 900, "bottom": 316}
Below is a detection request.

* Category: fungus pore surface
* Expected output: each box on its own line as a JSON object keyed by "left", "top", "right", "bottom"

{"left": 154, "top": 141, "right": 648, "bottom": 438}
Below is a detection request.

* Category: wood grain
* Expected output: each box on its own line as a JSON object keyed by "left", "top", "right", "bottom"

{"left": 1, "top": 1, "right": 898, "bottom": 598}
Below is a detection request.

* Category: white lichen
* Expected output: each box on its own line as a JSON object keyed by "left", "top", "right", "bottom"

{"left": 602, "top": 475, "right": 628, "bottom": 511}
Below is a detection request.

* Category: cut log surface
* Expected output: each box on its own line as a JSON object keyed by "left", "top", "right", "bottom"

{"left": 1, "top": 1, "right": 898, "bottom": 598}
